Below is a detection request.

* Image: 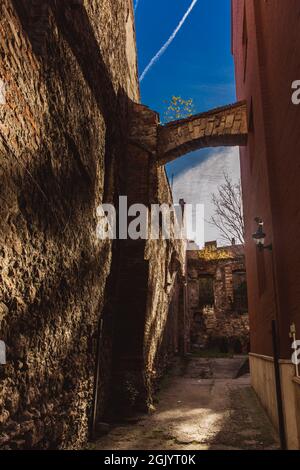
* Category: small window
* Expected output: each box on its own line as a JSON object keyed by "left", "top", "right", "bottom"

{"left": 198, "top": 275, "right": 214, "bottom": 307}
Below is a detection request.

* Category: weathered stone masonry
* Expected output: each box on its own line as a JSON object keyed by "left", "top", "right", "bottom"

{"left": 0, "top": 0, "right": 187, "bottom": 449}
{"left": 0, "top": 0, "right": 248, "bottom": 450}
{"left": 187, "top": 243, "right": 249, "bottom": 354}
{"left": 108, "top": 103, "right": 187, "bottom": 416}
{"left": 158, "top": 101, "right": 247, "bottom": 165}
{"left": 0, "top": 0, "right": 141, "bottom": 449}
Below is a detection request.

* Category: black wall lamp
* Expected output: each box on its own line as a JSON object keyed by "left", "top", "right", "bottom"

{"left": 252, "top": 217, "right": 273, "bottom": 251}
{"left": 252, "top": 218, "right": 286, "bottom": 448}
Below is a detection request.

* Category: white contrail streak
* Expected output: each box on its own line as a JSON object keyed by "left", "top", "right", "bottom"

{"left": 135, "top": 0, "right": 140, "bottom": 12}
{"left": 140, "top": 0, "right": 198, "bottom": 82}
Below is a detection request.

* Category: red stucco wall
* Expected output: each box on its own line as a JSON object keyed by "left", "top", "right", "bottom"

{"left": 232, "top": 0, "right": 300, "bottom": 358}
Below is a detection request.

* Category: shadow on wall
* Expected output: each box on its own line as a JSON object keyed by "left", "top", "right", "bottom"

{"left": 2, "top": 0, "right": 183, "bottom": 449}
{"left": 11, "top": 0, "right": 131, "bottom": 202}
{"left": 1, "top": 0, "right": 136, "bottom": 449}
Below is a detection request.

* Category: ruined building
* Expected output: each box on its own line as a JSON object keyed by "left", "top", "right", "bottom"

{"left": 0, "top": 1, "right": 248, "bottom": 449}
{"left": 187, "top": 241, "right": 249, "bottom": 354}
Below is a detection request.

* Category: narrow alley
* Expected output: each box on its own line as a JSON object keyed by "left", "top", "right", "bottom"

{"left": 92, "top": 357, "right": 279, "bottom": 451}
{"left": 1, "top": 0, "right": 300, "bottom": 455}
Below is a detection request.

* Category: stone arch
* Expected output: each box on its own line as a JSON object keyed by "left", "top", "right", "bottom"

{"left": 157, "top": 101, "right": 248, "bottom": 165}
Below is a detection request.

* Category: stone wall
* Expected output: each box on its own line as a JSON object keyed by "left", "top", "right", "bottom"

{"left": 144, "top": 170, "right": 188, "bottom": 401}
{"left": 0, "top": 0, "right": 139, "bottom": 449}
{"left": 187, "top": 244, "right": 249, "bottom": 354}
{"left": 108, "top": 103, "right": 188, "bottom": 417}
{"left": 158, "top": 101, "right": 248, "bottom": 165}
{"left": 0, "top": 1, "right": 188, "bottom": 449}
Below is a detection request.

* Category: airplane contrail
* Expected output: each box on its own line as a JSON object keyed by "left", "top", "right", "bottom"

{"left": 134, "top": 0, "right": 140, "bottom": 12}
{"left": 140, "top": 0, "right": 198, "bottom": 82}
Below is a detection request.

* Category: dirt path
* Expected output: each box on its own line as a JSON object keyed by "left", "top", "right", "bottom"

{"left": 92, "top": 356, "right": 279, "bottom": 450}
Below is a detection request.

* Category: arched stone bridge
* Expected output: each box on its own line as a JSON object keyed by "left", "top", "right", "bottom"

{"left": 128, "top": 101, "right": 248, "bottom": 166}
{"left": 157, "top": 101, "right": 248, "bottom": 165}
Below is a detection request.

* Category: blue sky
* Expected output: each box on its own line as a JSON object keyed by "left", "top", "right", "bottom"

{"left": 134, "top": 0, "right": 240, "bottom": 245}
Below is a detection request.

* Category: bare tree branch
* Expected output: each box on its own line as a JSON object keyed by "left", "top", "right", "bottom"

{"left": 209, "top": 172, "right": 245, "bottom": 245}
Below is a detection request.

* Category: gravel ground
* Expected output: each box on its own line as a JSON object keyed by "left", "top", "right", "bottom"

{"left": 91, "top": 356, "right": 279, "bottom": 451}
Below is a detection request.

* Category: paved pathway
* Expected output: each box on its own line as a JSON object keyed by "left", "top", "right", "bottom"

{"left": 92, "top": 356, "right": 279, "bottom": 450}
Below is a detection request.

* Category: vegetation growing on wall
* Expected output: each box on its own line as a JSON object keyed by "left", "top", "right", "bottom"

{"left": 162, "top": 96, "right": 195, "bottom": 123}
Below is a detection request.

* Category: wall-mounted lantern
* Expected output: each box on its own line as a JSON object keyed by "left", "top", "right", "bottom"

{"left": 252, "top": 218, "right": 286, "bottom": 448}
{"left": 252, "top": 217, "right": 272, "bottom": 251}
